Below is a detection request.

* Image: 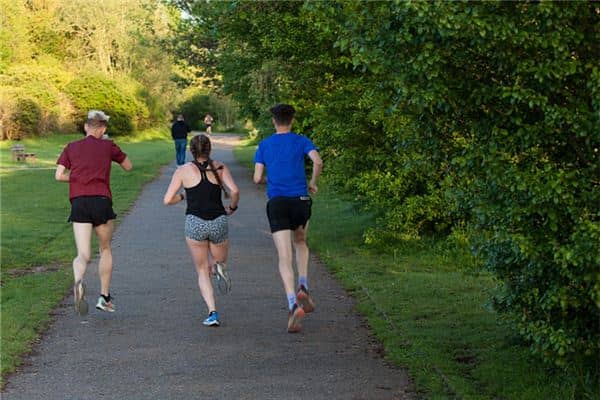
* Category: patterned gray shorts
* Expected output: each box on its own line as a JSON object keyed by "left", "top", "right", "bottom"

{"left": 185, "top": 214, "right": 228, "bottom": 243}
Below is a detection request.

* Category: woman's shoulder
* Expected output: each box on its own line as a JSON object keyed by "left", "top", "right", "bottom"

{"left": 176, "top": 162, "right": 196, "bottom": 173}
{"left": 211, "top": 160, "right": 226, "bottom": 170}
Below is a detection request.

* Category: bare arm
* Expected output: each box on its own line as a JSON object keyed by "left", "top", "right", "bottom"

{"left": 253, "top": 163, "right": 266, "bottom": 184}
{"left": 163, "top": 168, "right": 185, "bottom": 205}
{"left": 120, "top": 157, "right": 133, "bottom": 171}
{"left": 55, "top": 164, "right": 70, "bottom": 182}
{"left": 219, "top": 164, "right": 240, "bottom": 214}
{"left": 307, "top": 149, "right": 323, "bottom": 194}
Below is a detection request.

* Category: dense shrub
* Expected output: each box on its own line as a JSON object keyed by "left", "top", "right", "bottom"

{"left": 0, "top": 64, "right": 157, "bottom": 138}
{"left": 3, "top": 59, "right": 72, "bottom": 91}
{"left": 176, "top": 89, "right": 240, "bottom": 131}
{"left": 1, "top": 62, "right": 162, "bottom": 137}
{"left": 65, "top": 74, "right": 149, "bottom": 136}
{"left": 0, "top": 61, "right": 76, "bottom": 137}
{"left": 306, "top": 1, "right": 599, "bottom": 367}
{"left": 177, "top": 90, "right": 211, "bottom": 130}
{"left": 136, "top": 86, "right": 170, "bottom": 129}
{"left": 0, "top": 88, "right": 43, "bottom": 140}
{"left": 193, "top": 0, "right": 599, "bottom": 370}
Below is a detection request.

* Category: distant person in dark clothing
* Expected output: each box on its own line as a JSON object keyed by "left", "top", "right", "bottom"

{"left": 171, "top": 114, "right": 191, "bottom": 166}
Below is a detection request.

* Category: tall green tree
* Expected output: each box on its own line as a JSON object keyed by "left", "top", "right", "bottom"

{"left": 334, "top": 1, "right": 599, "bottom": 367}
{"left": 181, "top": 0, "right": 599, "bottom": 370}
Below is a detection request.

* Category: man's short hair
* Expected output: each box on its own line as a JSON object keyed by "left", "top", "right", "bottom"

{"left": 87, "top": 110, "right": 110, "bottom": 127}
{"left": 270, "top": 104, "right": 295, "bottom": 126}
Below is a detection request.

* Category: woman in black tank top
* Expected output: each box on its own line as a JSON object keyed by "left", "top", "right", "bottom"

{"left": 163, "top": 134, "right": 240, "bottom": 327}
{"left": 185, "top": 159, "right": 227, "bottom": 220}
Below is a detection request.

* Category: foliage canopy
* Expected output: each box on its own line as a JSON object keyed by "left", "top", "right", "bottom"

{"left": 181, "top": 0, "right": 599, "bottom": 371}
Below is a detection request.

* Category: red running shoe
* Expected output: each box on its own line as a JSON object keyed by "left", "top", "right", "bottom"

{"left": 296, "top": 285, "right": 315, "bottom": 313}
{"left": 287, "top": 303, "right": 305, "bottom": 333}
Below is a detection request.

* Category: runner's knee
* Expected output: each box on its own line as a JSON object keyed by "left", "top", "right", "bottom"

{"left": 196, "top": 261, "right": 211, "bottom": 275}
{"left": 293, "top": 231, "right": 307, "bottom": 245}
{"left": 98, "top": 242, "right": 112, "bottom": 253}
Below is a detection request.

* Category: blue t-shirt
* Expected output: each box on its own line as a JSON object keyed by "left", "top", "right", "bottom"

{"left": 254, "top": 132, "right": 317, "bottom": 199}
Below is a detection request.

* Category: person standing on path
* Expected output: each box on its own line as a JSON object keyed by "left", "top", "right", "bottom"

{"left": 163, "top": 134, "right": 240, "bottom": 327}
{"left": 203, "top": 113, "right": 214, "bottom": 136}
{"left": 253, "top": 104, "right": 323, "bottom": 333}
{"left": 171, "top": 114, "right": 191, "bottom": 166}
{"left": 55, "top": 110, "right": 133, "bottom": 315}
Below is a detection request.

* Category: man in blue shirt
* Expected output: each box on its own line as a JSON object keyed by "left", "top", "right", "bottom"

{"left": 254, "top": 104, "right": 323, "bottom": 333}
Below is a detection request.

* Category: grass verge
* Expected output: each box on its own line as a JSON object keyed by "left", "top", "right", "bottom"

{"left": 233, "top": 141, "right": 597, "bottom": 400}
{"left": 0, "top": 128, "right": 174, "bottom": 383}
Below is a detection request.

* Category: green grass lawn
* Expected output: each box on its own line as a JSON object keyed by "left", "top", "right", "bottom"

{"left": 0, "top": 128, "right": 174, "bottom": 382}
{"left": 234, "top": 142, "right": 597, "bottom": 400}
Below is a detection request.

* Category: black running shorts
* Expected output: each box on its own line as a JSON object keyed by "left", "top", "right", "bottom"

{"left": 69, "top": 196, "right": 117, "bottom": 226}
{"left": 266, "top": 196, "right": 312, "bottom": 233}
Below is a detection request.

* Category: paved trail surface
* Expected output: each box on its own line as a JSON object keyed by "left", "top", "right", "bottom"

{"left": 3, "top": 135, "right": 414, "bottom": 400}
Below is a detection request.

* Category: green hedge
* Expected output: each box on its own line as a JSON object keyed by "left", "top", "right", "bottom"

{"left": 0, "top": 62, "right": 165, "bottom": 138}
{"left": 0, "top": 88, "right": 43, "bottom": 140}
{"left": 65, "top": 74, "right": 149, "bottom": 136}
{"left": 194, "top": 0, "right": 599, "bottom": 371}
{"left": 0, "top": 61, "right": 75, "bottom": 138}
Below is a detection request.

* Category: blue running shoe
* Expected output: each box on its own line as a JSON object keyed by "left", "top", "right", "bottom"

{"left": 203, "top": 311, "right": 220, "bottom": 327}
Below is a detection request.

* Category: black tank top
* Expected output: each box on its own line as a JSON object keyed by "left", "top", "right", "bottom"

{"left": 185, "top": 160, "right": 226, "bottom": 220}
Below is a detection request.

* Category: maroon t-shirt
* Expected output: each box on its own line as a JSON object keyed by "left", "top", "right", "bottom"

{"left": 56, "top": 135, "right": 127, "bottom": 201}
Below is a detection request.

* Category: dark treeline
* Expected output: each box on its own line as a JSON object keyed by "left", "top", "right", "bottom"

{"left": 176, "top": 0, "right": 599, "bottom": 371}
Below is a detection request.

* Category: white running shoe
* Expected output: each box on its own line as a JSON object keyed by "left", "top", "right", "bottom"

{"left": 215, "top": 262, "right": 232, "bottom": 294}
{"left": 73, "top": 280, "right": 88, "bottom": 316}
{"left": 95, "top": 296, "right": 115, "bottom": 312}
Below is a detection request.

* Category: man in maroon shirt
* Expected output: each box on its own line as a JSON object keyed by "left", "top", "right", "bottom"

{"left": 55, "top": 110, "right": 133, "bottom": 316}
